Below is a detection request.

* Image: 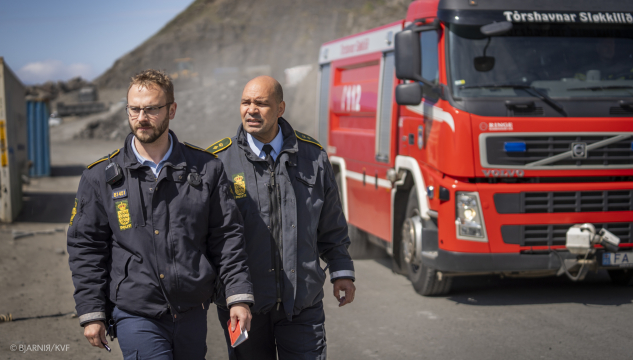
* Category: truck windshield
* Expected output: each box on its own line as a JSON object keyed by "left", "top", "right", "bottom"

{"left": 448, "top": 24, "right": 633, "bottom": 99}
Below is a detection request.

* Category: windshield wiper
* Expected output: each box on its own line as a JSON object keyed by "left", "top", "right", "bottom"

{"left": 458, "top": 84, "right": 567, "bottom": 117}
{"left": 568, "top": 85, "right": 633, "bottom": 91}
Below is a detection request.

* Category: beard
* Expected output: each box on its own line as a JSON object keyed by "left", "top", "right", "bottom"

{"left": 129, "top": 113, "right": 169, "bottom": 144}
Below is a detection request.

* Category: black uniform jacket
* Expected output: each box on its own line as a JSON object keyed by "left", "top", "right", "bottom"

{"left": 208, "top": 118, "right": 354, "bottom": 319}
{"left": 68, "top": 131, "right": 253, "bottom": 326}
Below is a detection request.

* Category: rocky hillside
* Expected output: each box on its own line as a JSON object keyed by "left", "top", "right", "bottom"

{"left": 91, "top": 0, "right": 413, "bottom": 146}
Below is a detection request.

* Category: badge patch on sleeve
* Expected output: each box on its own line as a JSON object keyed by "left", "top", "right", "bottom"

{"left": 115, "top": 199, "right": 133, "bottom": 230}
{"left": 113, "top": 189, "right": 127, "bottom": 199}
{"left": 69, "top": 198, "right": 78, "bottom": 226}
{"left": 232, "top": 173, "right": 247, "bottom": 199}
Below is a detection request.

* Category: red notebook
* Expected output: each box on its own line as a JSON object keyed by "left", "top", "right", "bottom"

{"left": 227, "top": 319, "right": 249, "bottom": 348}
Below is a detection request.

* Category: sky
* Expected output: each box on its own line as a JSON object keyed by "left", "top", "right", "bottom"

{"left": 1, "top": 0, "right": 194, "bottom": 85}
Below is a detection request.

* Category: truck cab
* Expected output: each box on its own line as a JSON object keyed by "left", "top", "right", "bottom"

{"left": 317, "top": 0, "right": 633, "bottom": 294}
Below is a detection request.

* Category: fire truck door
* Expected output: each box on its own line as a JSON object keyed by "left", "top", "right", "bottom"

{"left": 343, "top": 52, "right": 396, "bottom": 242}
{"left": 368, "top": 50, "right": 397, "bottom": 242}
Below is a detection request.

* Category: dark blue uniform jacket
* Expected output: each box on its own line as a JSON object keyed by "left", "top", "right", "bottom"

{"left": 208, "top": 118, "right": 354, "bottom": 320}
{"left": 68, "top": 131, "right": 253, "bottom": 326}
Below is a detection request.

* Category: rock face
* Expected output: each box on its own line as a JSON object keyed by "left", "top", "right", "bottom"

{"left": 25, "top": 77, "right": 92, "bottom": 101}
{"left": 92, "top": 0, "right": 412, "bottom": 146}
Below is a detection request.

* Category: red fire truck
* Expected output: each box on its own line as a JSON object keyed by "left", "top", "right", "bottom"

{"left": 316, "top": 0, "right": 633, "bottom": 295}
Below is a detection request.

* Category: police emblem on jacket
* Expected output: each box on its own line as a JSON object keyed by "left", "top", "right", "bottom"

{"left": 115, "top": 200, "right": 132, "bottom": 230}
{"left": 232, "top": 173, "right": 247, "bottom": 198}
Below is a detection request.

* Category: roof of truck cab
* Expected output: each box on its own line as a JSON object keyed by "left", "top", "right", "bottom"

{"left": 321, "top": 21, "right": 404, "bottom": 47}
{"left": 438, "top": 0, "right": 633, "bottom": 12}
{"left": 406, "top": 0, "right": 441, "bottom": 22}
{"left": 318, "top": 20, "right": 403, "bottom": 64}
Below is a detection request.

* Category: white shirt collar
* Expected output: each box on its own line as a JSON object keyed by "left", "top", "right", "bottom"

{"left": 131, "top": 133, "right": 173, "bottom": 176}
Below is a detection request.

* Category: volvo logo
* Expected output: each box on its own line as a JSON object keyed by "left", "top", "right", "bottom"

{"left": 482, "top": 169, "right": 524, "bottom": 178}
{"left": 571, "top": 142, "right": 587, "bottom": 159}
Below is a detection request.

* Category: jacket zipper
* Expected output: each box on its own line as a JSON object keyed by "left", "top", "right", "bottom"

{"left": 268, "top": 165, "right": 283, "bottom": 311}
{"left": 276, "top": 182, "right": 284, "bottom": 311}
{"left": 148, "top": 172, "right": 177, "bottom": 321}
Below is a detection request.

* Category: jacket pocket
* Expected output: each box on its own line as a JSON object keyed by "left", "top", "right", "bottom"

{"left": 194, "top": 253, "right": 217, "bottom": 303}
{"left": 213, "top": 274, "right": 224, "bottom": 306}
{"left": 295, "top": 175, "right": 315, "bottom": 187}
{"left": 199, "top": 252, "right": 217, "bottom": 297}
{"left": 317, "top": 254, "right": 327, "bottom": 277}
{"left": 114, "top": 252, "right": 133, "bottom": 301}
{"left": 295, "top": 160, "right": 319, "bottom": 187}
{"left": 174, "top": 248, "right": 217, "bottom": 302}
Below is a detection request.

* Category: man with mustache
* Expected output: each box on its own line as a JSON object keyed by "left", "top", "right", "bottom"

{"left": 208, "top": 76, "right": 356, "bottom": 359}
{"left": 68, "top": 69, "right": 253, "bottom": 359}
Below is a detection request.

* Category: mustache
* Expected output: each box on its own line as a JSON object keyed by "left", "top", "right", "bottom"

{"left": 245, "top": 115, "right": 262, "bottom": 121}
{"left": 134, "top": 122, "right": 154, "bottom": 129}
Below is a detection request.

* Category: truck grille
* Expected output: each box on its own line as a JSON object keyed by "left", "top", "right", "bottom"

{"left": 501, "top": 222, "right": 633, "bottom": 247}
{"left": 495, "top": 190, "right": 633, "bottom": 214}
{"left": 483, "top": 134, "right": 633, "bottom": 168}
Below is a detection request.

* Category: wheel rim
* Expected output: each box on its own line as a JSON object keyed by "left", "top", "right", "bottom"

{"left": 402, "top": 218, "right": 416, "bottom": 265}
{"left": 402, "top": 211, "right": 423, "bottom": 274}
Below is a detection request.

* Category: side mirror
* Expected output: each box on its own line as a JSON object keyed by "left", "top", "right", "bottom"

{"left": 395, "top": 83, "right": 422, "bottom": 106}
{"left": 395, "top": 30, "right": 422, "bottom": 82}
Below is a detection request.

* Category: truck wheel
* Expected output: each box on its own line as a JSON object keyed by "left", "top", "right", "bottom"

{"left": 335, "top": 170, "right": 371, "bottom": 259}
{"left": 608, "top": 269, "right": 633, "bottom": 286}
{"left": 401, "top": 187, "right": 452, "bottom": 296}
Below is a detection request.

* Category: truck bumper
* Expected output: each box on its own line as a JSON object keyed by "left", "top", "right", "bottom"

{"left": 423, "top": 249, "right": 633, "bottom": 274}
{"left": 423, "top": 249, "right": 571, "bottom": 273}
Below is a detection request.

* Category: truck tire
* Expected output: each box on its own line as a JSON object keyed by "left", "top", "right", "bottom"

{"left": 608, "top": 269, "right": 633, "bottom": 286}
{"left": 401, "top": 187, "right": 452, "bottom": 296}
{"left": 335, "top": 170, "right": 371, "bottom": 259}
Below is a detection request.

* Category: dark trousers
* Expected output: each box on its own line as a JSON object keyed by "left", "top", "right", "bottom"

{"left": 113, "top": 306, "right": 208, "bottom": 360}
{"left": 217, "top": 301, "right": 327, "bottom": 360}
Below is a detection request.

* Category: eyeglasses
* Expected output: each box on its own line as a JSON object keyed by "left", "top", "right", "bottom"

{"left": 126, "top": 103, "right": 172, "bottom": 118}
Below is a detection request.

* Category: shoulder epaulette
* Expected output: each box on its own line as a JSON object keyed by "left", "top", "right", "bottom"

{"left": 206, "top": 137, "right": 232, "bottom": 154}
{"left": 295, "top": 130, "right": 322, "bottom": 149}
{"left": 87, "top": 149, "right": 120, "bottom": 169}
{"left": 185, "top": 142, "right": 217, "bottom": 158}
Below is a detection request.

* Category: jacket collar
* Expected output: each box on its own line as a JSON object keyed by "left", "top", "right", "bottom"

{"left": 236, "top": 117, "right": 298, "bottom": 163}
{"left": 123, "top": 130, "right": 186, "bottom": 170}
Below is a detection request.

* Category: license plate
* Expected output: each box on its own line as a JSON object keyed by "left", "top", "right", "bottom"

{"left": 602, "top": 252, "right": 633, "bottom": 268}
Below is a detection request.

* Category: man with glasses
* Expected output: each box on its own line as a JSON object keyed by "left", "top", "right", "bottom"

{"left": 68, "top": 69, "right": 254, "bottom": 359}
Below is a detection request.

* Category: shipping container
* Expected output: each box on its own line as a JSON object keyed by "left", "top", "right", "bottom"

{"left": 0, "top": 57, "right": 28, "bottom": 222}
{"left": 27, "top": 100, "right": 51, "bottom": 177}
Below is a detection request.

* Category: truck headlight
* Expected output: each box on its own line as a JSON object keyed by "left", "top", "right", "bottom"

{"left": 456, "top": 192, "right": 486, "bottom": 239}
